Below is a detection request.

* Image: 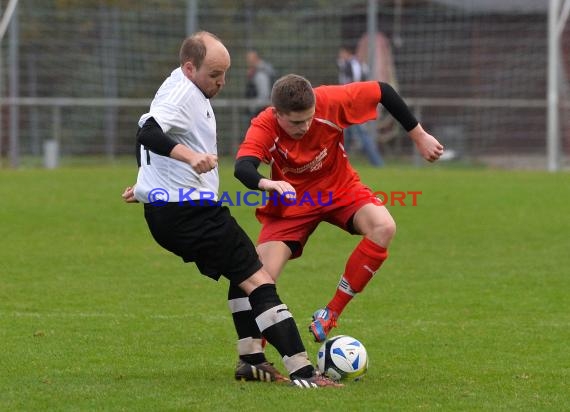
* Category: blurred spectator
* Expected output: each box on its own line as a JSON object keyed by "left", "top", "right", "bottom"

{"left": 337, "top": 45, "right": 384, "bottom": 167}
{"left": 245, "top": 49, "right": 276, "bottom": 118}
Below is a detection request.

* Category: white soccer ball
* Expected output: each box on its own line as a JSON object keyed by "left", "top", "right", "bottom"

{"left": 317, "top": 335, "right": 368, "bottom": 381}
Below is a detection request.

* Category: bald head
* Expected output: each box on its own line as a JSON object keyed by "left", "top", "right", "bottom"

{"left": 202, "top": 33, "right": 231, "bottom": 69}
{"left": 179, "top": 31, "right": 229, "bottom": 68}
{"left": 179, "top": 31, "right": 231, "bottom": 98}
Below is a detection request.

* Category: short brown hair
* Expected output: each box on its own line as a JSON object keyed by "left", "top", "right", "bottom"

{"left": 271, "top": 74, "right": 315, "bottom": 114}
{"left": 178, "top": 31, "right": 221, "bottom": 68}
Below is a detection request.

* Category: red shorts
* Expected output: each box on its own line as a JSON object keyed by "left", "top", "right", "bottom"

{"left": 256, "top": 183, "right": 384, "bottom": 258}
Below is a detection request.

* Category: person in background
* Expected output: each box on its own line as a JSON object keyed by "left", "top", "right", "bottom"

{"left": 337, "top": 45, "right": 384, "bottom": 167}
{"left": 245, "top": 49, "right": 276, "bottom": 119}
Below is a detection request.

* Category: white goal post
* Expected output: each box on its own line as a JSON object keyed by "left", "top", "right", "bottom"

{"left": 0, "top": 0, "right": 18, "bottom": 41}
{"left": 0, "top": 0, "right": 19, "bottom": 167}
{"left": 548, "top": 0, "right": 570, "bottom": 172}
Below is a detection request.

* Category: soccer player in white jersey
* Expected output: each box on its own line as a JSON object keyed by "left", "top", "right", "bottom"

{"left": 121, "top": 32, "right": 340, "bottom": 388}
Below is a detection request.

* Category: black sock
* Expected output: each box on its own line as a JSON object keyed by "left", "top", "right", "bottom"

{"left": 228, "top": 282, "right": 264, "bottom": 342}
{"left": 248, "top": 284, "right": 307, "bottom": 360}
{"left": 240, "top": 353, "right": 267, "bottom": 365}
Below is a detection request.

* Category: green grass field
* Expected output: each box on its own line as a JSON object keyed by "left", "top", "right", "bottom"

{"left": 1, "top": 160, "right": 569, "bottom": 411}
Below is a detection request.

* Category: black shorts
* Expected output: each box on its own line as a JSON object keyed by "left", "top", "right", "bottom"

{"left": 143, "top": 202, "right": 262, "bottom": 284}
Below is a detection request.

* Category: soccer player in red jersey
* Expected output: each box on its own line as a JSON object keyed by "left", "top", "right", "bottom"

{"left": 230, "top": 74, "right": 443, "bottom": 372}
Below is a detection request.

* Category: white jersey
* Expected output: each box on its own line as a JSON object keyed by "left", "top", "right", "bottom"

{"left": 134, "top": 67, "right": 219, "bottom": 203}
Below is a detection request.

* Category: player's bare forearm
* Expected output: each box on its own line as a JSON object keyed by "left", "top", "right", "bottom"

{"left": 170, "top": 144, "right": 218, "bottom": 173}
{"left": 408, "top": 124, "right": 444, "bottom": 163}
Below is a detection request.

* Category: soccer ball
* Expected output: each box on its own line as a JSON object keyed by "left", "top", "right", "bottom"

{"left": 317, "top": 335, "right": 368, "bottom": 381}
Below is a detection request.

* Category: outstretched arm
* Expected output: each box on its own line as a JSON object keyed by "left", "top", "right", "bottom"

{"left": 379, "top": 82, "right": 444, "bottom": 162}
{"left": 407, "top": 123, "right": 444, "bottom": 162}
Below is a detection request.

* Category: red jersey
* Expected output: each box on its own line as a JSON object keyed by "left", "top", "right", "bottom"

{"left": 236, "top": 81, "right": 381, "bottom": 219}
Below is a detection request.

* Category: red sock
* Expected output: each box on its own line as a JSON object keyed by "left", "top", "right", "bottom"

{"left": 327, "top": 237, "right": 388, "bottom": 316}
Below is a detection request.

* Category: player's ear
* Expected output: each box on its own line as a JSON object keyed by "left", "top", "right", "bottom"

{"left": 182, "top": 61, "right": 196, "bottom": 78}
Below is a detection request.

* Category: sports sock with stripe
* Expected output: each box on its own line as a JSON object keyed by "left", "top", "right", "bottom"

{"left": 228, "top": 282, "right": 266, "bottom": 364}
{"left": 327, "top": 237, "right": 388, "bottom": 316}
{"left": 248, "top": 283, "right": 314, "bottom": 377}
